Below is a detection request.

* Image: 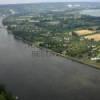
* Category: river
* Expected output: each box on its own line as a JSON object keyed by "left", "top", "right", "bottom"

{"left": 80, "top": 9, "right": 100, "bottom": 17}
{"left": 0, "top": 16, "right": 100, "bottom": 100}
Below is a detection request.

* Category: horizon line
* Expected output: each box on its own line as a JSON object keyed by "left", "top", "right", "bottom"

{"left": 0, "top": 1, "right": 100, "bottom": 5}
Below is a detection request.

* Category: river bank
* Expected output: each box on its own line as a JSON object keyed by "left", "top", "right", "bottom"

{"left": 12, "top": 34, "right": 100, "bottom": 70}
{"left": 3, "top": 15, "right": 100, "bottom": 69}
{"left": 3, "top": 13, "right": 100, "bottom": 70}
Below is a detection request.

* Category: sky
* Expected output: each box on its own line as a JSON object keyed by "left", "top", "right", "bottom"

{"left": 0, "top": 0, "right": 99, "bottom": 4}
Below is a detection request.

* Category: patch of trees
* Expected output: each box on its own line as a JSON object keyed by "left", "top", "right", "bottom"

{"left": 0, "top": 85, "right": 16, "bottom": 100}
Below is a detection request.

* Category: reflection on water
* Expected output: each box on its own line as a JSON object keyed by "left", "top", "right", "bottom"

{"left": 0, "top": 16, "right": 100, "bottom": 100}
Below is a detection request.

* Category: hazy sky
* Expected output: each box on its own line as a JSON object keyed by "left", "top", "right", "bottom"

{"left": 0, "top": 0, "right": 99, "bottom": 4}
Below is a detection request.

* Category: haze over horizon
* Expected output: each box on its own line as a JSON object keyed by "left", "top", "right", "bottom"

{"left": 0, "top": 0, "right": 99, "bottom": 5}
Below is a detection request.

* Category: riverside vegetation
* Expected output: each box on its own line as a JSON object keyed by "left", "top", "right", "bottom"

{"left": 0, "top": 85, "right": 16, "bottom": 100}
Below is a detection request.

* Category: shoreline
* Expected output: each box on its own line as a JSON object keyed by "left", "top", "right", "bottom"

{"left": 14, "top": 35, "right": 100, "bottom": 70}
{"left": 2, "top": 16, "right": 100, "bottom": 70}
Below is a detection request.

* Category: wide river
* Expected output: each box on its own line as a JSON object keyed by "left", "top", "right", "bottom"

{"left": 0, "top": 16, "right": 100, "bottom": 100}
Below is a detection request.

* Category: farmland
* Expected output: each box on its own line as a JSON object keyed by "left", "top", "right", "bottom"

{"left": 85, "top": 34, "right": 100, "bottom": 41}
{"left": 74, "top": 29, "right": 96, "bottom": 36}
